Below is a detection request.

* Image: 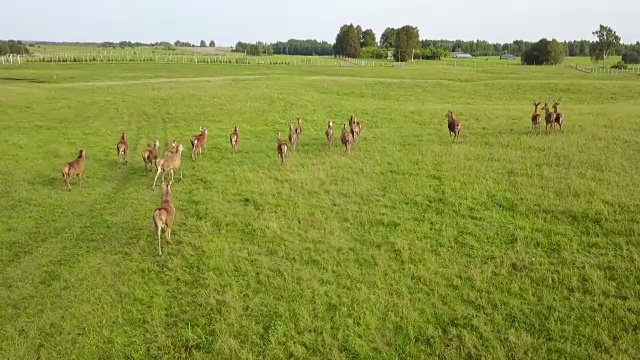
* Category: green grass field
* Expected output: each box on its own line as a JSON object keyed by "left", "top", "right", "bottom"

{"left": 1, "top": 62, "right": 639, "bottom": 359}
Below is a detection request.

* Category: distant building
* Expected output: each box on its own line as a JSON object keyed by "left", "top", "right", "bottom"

{"left": 387, "top": 50, "right": 394, "bottom": 60}
{"left": 500, "top": 54, "right": 516, "bottom": 60}
{"left": 450, "top": 52, "right": 473, "bottom": 59}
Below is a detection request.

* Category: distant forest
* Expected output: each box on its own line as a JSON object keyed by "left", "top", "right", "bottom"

{"left": 3, "top": 29, "right": 640, "bottom": 65}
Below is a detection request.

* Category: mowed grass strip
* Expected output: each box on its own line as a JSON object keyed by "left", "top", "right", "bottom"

{"left": 0, "top": 63, "right": 639, "bottom": 359}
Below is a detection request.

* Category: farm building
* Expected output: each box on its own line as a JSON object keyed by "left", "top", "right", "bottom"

{"left": 450, "top": 52, "right": 473, "bottom": 59}
{"left": 500, "top": 54, "right": 516, "bottom": 60}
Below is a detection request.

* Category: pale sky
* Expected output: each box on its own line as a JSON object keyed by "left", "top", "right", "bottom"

{"left": 3, "top": 0, "right": 639, "bottom": 45}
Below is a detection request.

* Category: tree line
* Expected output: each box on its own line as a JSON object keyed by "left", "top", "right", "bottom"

{"left": 0, "top": 40, "right": 30, "bottom": 55}
{"left": 233, "top": 39, "right": 333, "bottom": 56}
{"left": 7, "top": 24, "right": 639, "bottom": 66}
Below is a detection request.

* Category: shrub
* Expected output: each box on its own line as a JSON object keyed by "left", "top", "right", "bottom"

{"left": 610, "top": 61, "right": 627, "bottom": 69}
{"left": 622, "top": 51, "right": 639, "bottom": 64}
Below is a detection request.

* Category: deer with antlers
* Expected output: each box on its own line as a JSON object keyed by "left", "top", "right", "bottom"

{"left": 531, "top": 101, "right": 542, "bottom": 134}
{"left": 445, "top": 110, "right": 462, "bottom": 142}
{"left": 552, "top": 98, "right": 566, "bottom": 132}
{"left": 542, "top": 101, "right": 556, "bottom": 133}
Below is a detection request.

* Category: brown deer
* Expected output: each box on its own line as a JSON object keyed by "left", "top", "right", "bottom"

{"left": 164, "top": 139, "right": 178, "bottom": 157}
{"left": 295, "top": 117, "right": 303, "bottom": 139}
{"left": 445, "top": 110, "right": 462, "bottom": 142}
{"left": 229, "top": 125, "right": 239, "bottom": 153}
{"left": 116, "top": 132, "right": 128, "bottom": 165}
{"left": 326, "top": 120, "right": 334, "bottom": 148}
{"left": 542, "top": 101, "right": 556, "bottom": 133}
{"left": 153, "top": 144, "right": 185, "bottom": 189}
{"left": 190, "top": 127, "right": 208, "bottom": 161}
{"left": 276, "top": 132, "right": 289, "bottom": 165}
{"left": 552, "top": 99, "right": 565, "bottom": 132}
{"left": 152, "top": 181, "right": 175, "bottom": 256}
{"left": 352, "top": 119, "right": 362, "bottom": 143}
{"left": 348, "top": 114, "right": 356, "bottom": 129}
{"left": 341, "top": 123, "right": 354, "bottom": 153}
{"left": 61, "top": 149, "right": 86, "bottom": 191}
{"left": 531, "top": 101, "right": 542, "bottom": 134}
{"left": 288, "top": 123, "right": 299, "bottom": 152}
{"left": 142, "top": 139, "right": 160, "bottom": 174}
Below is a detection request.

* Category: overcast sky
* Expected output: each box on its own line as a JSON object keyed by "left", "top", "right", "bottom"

{"left": 2, "top": 0, "right": 639, "bottom": 46}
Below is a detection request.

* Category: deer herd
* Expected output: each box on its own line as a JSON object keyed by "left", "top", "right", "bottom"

{"left": 60, "top": 103, "right": 566, "bottom": 256}
{"left": 532, "top": 98, "right": 566, "bottom": 134}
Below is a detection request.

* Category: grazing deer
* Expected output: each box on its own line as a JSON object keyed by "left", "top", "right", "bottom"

{"left": 190, "top": 127, "right": 208, "bottom": 161}
{"left": 152, "top": 181, "right": 175, "bottom": 256}
{"left": 340, "top": 123, "right": 354, "bottom": 153}
{"left": 61, "top": 149, "right": 86, "bottom": 191}
{"left": 288, "top": 123, "right": 299, "bottom": 152}
{"left": 542, "top": 101, "right": 556, "bottom": 133}
{"left": 552, "top": 99, "right": 565, "bottom": 132}
{"left": 326, "top": 120, "right": 334, "bottom": 148}
{"left": 229, "top": 125, "right": 239, "bottom": 153}
{"left": 446, "top": 110, "right": 462, "bottom": 142}
{"left": 531, "top": 101, "right": 542, "bottom": 134}
{"left": 164, "top": 139, "right": 178, "bottom": 157}
{"left": 142, "top": 139, "right": 160, "bottom": 174}
{"left": 276, "top": 132, "right": 289, "bottom": 165}
{"left": 153, "top": 144, "right": 185, "bottom": 189}
{"left": 116, "top": 132, "right": 128, "bottom": 165}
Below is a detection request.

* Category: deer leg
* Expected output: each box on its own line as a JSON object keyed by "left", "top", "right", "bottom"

{"left": 155, "top": 219, "right": 163, "bottom": 255}
{"left": 166, "top": 226, "right": 172, "bottom": 244}
{"left": 153, "top": 169, "right": 162, "bottom": 189}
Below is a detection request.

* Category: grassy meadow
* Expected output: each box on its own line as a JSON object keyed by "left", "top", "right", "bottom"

{"left": 0, "top": 61, "right": 639, "bottom": 359}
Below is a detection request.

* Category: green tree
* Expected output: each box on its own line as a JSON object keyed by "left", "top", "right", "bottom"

{"left": 209, "top": 40, "right": 216, "bottom": 47}
{"left": 0, "top": 42, "right": 10, "bottom": 56}
{"left": 361, "top": 29, "right": 377, "bottom": 47}
{"left": 546, "top": 40, "right": 567, "bottom": 64}
{"left": 355, "top": 25, "right": 363, "bottom": 46}
{"left": 393, "top": 25, "right": 420, "bottom": 62}
{"left": 380, "top": 27, "right": 397, "bottom": 49}
{"left": 249, "top": 44, "right": 262, "bottom": 56}
{"left": 622, "top": 51, "right": 639, "bottom": 64}
{"left": 592, "top": 24, "right": 621, "bottom": 67}
{"left": 200, "top": 40, "right": 207, "bottom": 47}
{"left": 521, "top": 38, "right": 566, "bottom": 65}
{"left": 344, "top": 24, "right": 361, "bottom": 58}
{"left": 333, "top": 24, "right": 349, "bottom": 56}
{"left": 590, "top": 42, "right": 604, "bottom": 64}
